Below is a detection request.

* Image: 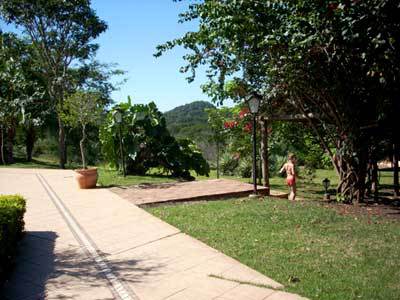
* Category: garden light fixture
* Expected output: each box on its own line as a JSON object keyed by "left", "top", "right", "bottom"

{"left": 246, "top": 93, "right": 262, "bottom": 197}
{"left": 247, "top": 93, "right": 262, "bottom": 114}
{"left": 322, "top": 178, "right": 330, "bottom": 200}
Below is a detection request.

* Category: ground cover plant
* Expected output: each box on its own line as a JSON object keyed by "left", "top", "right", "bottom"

{"left": 0, "top": 194, "right": 26, "bottom": 285}
{"left": 149, "top": 198, "right": 400, "bottom": 300}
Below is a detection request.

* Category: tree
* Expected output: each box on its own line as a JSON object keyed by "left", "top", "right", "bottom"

{"left": 61, "top": 90, "right": 103, "bottom": 169}
{"left": 156, "top": 0, "right": 400, "bottom": 203}
{"left": 0, "top": 32, "right": 42, "bottom": 164}
{"left": 205, "top": 107, "right": 230, "bottom": 178}
{"left": 0, "top": 0, "right": 107, "bottom": 168}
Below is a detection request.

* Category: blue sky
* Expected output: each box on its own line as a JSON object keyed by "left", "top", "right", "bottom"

{"left": 91, "top": 0, "right": 214, "bottom": 112}
{"left": 1, "top": 1, "right": 233, "bottom": 112}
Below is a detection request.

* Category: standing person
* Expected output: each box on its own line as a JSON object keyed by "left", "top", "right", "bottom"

{"left": 279, "top": 153, "right": 297, "bottom": 200}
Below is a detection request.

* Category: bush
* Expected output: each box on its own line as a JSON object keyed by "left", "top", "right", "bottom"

{"left": 100, "top": 101, "right": 210, "bottom": 179}
{"left": 236, "top": 157, "right": 252, "bottom": 178}
{"left": 0, "top": 195, "right": 26, "bottom": 285}
{"left": 220, "top": 153, "right": 239, "bottom": 176}
{"left": 269, "top": 154, "right": 287, "bottom": 176}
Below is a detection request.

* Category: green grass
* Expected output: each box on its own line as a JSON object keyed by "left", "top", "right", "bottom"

{"left": 0, "top": 157, "right": 61, "bottom": 169}
{"left": 97, "top": 167, "right": 177, "bottom": 187}
{"left": 148, "top": 198, "right": 400, "bottom": 300}
{"left": 0, "top": 156, "right": 177, "bottom": 187}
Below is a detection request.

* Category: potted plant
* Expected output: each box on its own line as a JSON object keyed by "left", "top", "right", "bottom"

{"left": 62, "top": 90, "right": 103, "bottom": 188}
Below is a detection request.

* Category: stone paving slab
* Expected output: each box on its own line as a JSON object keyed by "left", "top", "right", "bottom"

{"left": 0, "top": 168, "right": 305, "bottom": 300}
{"left": 111, "top": 179, "right": 288, "bottom": 206}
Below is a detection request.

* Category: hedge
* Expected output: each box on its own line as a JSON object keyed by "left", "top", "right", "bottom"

{"left": 0, "top": 194, "right": 26, "bottom": 285}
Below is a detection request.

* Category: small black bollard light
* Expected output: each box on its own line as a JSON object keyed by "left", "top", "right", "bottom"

{"left": 322, "top": 178, "right": 331, "bottom": 200}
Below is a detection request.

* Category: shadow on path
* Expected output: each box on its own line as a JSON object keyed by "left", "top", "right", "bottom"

{"left": 1, "top": 231, "right": 167, "bottom": 299}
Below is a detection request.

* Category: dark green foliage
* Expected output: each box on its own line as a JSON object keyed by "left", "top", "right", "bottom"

{"left": 100, "top": 100, "right": 210, "bottom": 180}
{"left": 269, "top": 122, "right": 331, "bottom": 170}
{"left": 236, "top": 156, "right": 253, "bottom": 178}
{"left": 1, "top": 0, "right": 108, "bottom": 168}
{"left": 0, "top": 194, "right": 26, "bottom": 285}
{"left": 156, "top": 0, "right": 400, "bottom": 202}
{"left": 164, "top": 101, "right": 215, "bottom": 161}
{"left": 220, "top": 153, "right": 239, "bottom": 176}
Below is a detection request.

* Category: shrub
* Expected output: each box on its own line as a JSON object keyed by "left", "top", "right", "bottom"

{"left": 220, "top": 153, "right": 239, "bottom": 176}
{"left": 269, "top": 154, "right": 287, "bottom": 176}
{"left": 0, "top": 195, "right": 26, "bottom": 285}
{"left": 100, "top": 100, "right": 210, "bottom": 179}
{"left": 236, "top": 156, "right": 252, "bottom": 178}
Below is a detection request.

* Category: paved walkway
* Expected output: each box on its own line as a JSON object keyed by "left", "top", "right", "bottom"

{"left": 0, "top": 168, "right": 306, "bottom": 300}
{"left": 111, "top": 179, "right": 287, "bottom": 206}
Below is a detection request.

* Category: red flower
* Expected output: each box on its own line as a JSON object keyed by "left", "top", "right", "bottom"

{"left": 224, "top": 121, "right": 238, "bottom": 129}
{"left": 238, "top": 108, "right": 250, "bottom": 119}
{"left": 328, "top": 3, "right": 338, "bottom": 11}
{"left": 244, "top": 122, "right": 252, "bottom": 133}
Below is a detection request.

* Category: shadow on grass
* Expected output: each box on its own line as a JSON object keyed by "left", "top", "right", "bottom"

{"left": 0, "top": 157, "right": 79, "bottom": 170}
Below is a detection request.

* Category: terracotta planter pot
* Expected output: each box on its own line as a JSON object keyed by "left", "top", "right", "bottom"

{"left": 74, "top": 168, "right": 98, "bottom": 189}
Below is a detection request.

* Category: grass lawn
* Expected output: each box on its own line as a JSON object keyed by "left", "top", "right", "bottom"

{"left": 148, "top": 198, "right": 400, "bottom": 300}
{"left": 198, "top": 169, "right": 340, "bottom": 200}
{"left": 0, "top": 156, "right": 64, "bottom": 169}
{"left": 0, "top": 156, "right": 178, "bottom": 187}
{"left": 97, "top": 167, "right": 177, "bottom": 187}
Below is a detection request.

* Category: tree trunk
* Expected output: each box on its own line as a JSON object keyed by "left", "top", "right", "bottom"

{"left": 6, "top": 125, "right": 16, "bottom": 164}
{"left": 216, "top": 140, "right": 220, "bottom": 179}
{"left": 0, "top": 125, "right": 5, "bottom": 165}
{"left": 371, "top": 159, "right": 379, "bottom": 200}
{"left": 260, "top": 117, "right": 270, "bottom": 193}
{"left": 80, "top": 125, "right": 87, "bottom": 169}
{"left": 335, "top": 149, "right": 368, "bottom": 204}
{"left": 25, "top": 125, "right": 36, "bottom": 162}
{"left": 58, "top": 116, "right": 66, "bottom": 169}
{"left": 393, "top": 142, "right": 399, "bottom": 196}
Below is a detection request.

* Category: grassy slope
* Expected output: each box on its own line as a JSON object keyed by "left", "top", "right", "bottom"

{"left": 149, "top": 198, "right": 400, "bottom": 300}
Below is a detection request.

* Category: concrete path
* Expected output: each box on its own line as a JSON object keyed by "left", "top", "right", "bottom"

{"left": 111, "top": 179, "right": 287, "bottom": 206}
{"left": 0, "top": 168, "right": 306, "bottom": 300}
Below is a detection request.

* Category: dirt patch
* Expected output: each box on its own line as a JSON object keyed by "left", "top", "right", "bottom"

{"left": 323, "top": 200, "right": 400, "bottom": 221}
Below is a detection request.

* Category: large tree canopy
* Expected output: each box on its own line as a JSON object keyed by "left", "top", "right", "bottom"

{"left": 156, "top": 0, "right": 400, "bottom": 202}
{"left": 0, "top": 0, "right": 107, "bottom": 168}
{"left": 0, "top": 32, "right": 44, "bottom": 164}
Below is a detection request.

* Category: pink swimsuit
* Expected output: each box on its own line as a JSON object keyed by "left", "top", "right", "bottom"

{"left": 286, "top": 176, "right": 295, "bottom": 186}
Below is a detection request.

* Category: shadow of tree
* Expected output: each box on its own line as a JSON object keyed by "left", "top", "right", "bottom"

{"left": 1, "top": 231, "right": 166, "bottom": 299}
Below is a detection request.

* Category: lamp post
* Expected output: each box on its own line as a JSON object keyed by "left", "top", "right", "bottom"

{"left": 322, "top": 178, "right": 330, "bottom": 200}
{"left": 113, "top": 109, "right": 126, "bottom": 177}
{"left": 247, "top": 93, "right": 262, "bottom": 197}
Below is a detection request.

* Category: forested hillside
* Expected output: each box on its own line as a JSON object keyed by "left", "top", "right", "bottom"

{"left": 163, "top": 101, "right": 215, "bottom": 162}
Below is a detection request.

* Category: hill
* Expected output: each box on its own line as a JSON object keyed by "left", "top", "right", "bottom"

{"left": 163, "top": 101, "right": 215, "bottom": 161}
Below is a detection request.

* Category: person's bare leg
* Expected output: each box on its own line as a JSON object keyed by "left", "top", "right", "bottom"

{"left": 288, "top": 184, "right": 296, "bottom": 201}
{"left": 292, "top": 184, "right": 296, "bottom": 200}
